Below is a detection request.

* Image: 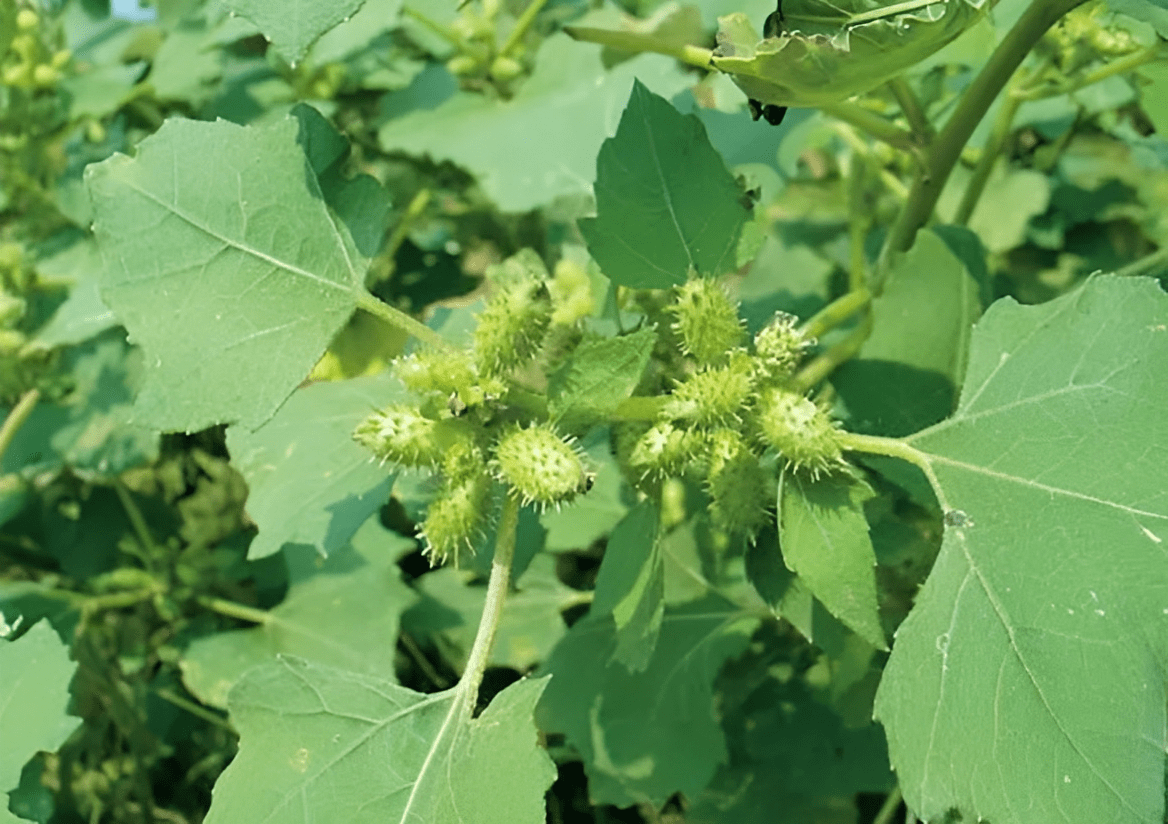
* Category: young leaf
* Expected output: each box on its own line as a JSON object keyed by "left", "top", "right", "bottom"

{"left": 538, "top": 596, "right": 758, "bottom": 806}
{"left": 778, "top": 471, "right": 887, "bottom": 650}
{"left": 591, "top": 500, "right": 664, "bottom": 671}
{"left": 0, "top": 621, "right": 81, "bottom": 800}
{"left": 223, "top": 0, "right": 366, "bottom": 65}
{"left": 547, "top": 327, "right": 655, "bottom": 434}
{"left": 712, "top": 0, "right": 990, "bottom": 108}
{"left": 225, "top": 373, "right": 403, "bottom": 560}
{"left": 580, "top": 81, "right": 751, "bottom": 289}
{"left": 181, "top": 520, "right": 416, "bottom": 708}
{"left": 86, "top": 116, "right": 365, "bottom": 432}
{"left": 874, "top": 276, "right": 1168, "bottom": 824}
{"left": 204, "top": 659, "right": 555, "bottom": 824}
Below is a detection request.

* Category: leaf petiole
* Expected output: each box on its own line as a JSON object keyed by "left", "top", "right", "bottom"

{"left": 834, "top": 431, "right": 950, "bottom": 509}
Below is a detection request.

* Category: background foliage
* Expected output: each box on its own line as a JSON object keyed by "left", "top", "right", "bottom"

{"left": 2, "top": 0, "right": 1168, "bottom": 822}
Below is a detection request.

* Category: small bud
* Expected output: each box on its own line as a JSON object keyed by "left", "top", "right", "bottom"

{"left": 16, "top": 8, "right": 39, "bottom": 30}
{"left": 670, "top": 278, "right": 744, "bottom": 366}
{"left": 753, "top": 312, "right": 810, "bottom": 382}
{"left": 393, "top": 350, "right": 477, "bottom": 397}
{"left": 446, "top": 54, "right": 479, "bottom": 76}
{"left": 754, "top": 385, "right": 843, "bottom": 476}
{"left": 489, "top": 55, "right": 524, "bottom": 83}
{"left": 492, "top": 423, "right": 591, "bottom": 509}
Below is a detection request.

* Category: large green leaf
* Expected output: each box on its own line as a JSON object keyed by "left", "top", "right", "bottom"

{"left": 180, "top": 520, "right": 415, "bottom": 708}
{"left": 223, "top": 0, "right": 367, "bottom": 64}
{"left": 591, "top": 500, "right": 664, "bottom": 671}
{"left": 376, "top": 35, "right": 690, "bottom": 213}
{"left": 538, "top": 596, "right": 758, "bottom": 806}
{"left": 225, "top": 373, "right": 401, "bottom": 560}
{"left": 86, "top": 116, "right": 366, "bottom": 432}
{"left": 712, "top": 0, "right": 992, "bottom": 107}
{"left": 0, "top": 621, "right": 80, "bottom": 801}
{"left": 580, "top": 81, "right": 751, "bottom": 289}
{"left": 874, "top": 276, "right": 1168, "bottom": 824}
{"left": 204, "top": 659, "right": 555, "bottom": 824}
{"left": 547, "top": 328, "right": 656, "bottom": 433}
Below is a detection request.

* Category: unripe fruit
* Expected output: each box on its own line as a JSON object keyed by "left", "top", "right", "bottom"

{"left": 16, "top": 8, "right": 39, "bottom": 30}
{"left": 33, "top": 64, "right": 59, "bottom": 87}
{"left": 663, "top": 350, "right": 755, "bottom": 427}
{"left": 353, "top": 407, "right": 476, "bottom": 469}
{"left": 492, "top": 423, "right": 591, "bottom": 509}
{"left": 670, "top": 278, "right": 743, "bottom": 365}
{"left": 418, "top": 474, "right": 493, "bottom": 563}
{"left": 446, "top": 55, "right": 479, "bottom": 76}
{"left": 473, "top": 251, "right": 553, "bottom": 377}
{"left": 755, "top": 385, "right": 842, "bottom": 476}
{"left": 628, "top": 421, "right": 699, "bottom": 480}
{"left": 393, "top": 350, "right": 477, "bottom": 397}
{"left": 705, "top": 429, "right": 770, "bottom": 538}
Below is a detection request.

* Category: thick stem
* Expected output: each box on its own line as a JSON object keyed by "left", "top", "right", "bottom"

{"left": 834, "top": 431, "right": 949, "bottom": 509}
{"left": 878, "top": 0, "right": 1089, "bottom": 273}
{"left": 887, "top": 77, "right": 932, "bottom": 140}
{"left": 457, "top": 494, "right": 519, "bottom": 710}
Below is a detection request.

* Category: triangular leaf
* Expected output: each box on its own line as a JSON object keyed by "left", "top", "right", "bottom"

{"left": 223, "top": 0, "right": 366, "bottom": 65}
{"left": 778, "top": 471, "right": 887, "bottom": 650}
{"left": 580, "top": 80, "right": 750, "bottom": 288}
{"left": 86, "top": 116, "right": 365, "bottom": 432}
{"left": 205, "top": 659, "right": 555, "bottom": 824}
{"left": 874, "top": 276, "right": 1168, "bottom": 824}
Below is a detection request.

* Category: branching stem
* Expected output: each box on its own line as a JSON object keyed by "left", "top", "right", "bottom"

{"left": 800, "top": 289, "right": 871, "bottom": 340}
{"left": 878, "top": 0, "right": 1089, "bottom": 276}
{"left": 834, "top": 431, "right": 949, "bottom": 509}
{"left": 500, "top": 0, "right": 550, "bottom": 57}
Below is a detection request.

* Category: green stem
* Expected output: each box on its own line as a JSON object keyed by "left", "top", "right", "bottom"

{"left": 196, "top": 595, "right": 271, "bottom": 625}
{"left": 887, "top": 77, "right": 932, "bottom": 140}
{"left": 1112, "top": 246, "right": 1168, "bottom": 279}
{"left": 564, "top": 27, "right": 713, "bottom": 69}
{"left": 613, "top": 395, "right": 666, "bottom": 422}
{"left": 800, "top": 289, "right": 871, "bottom": 340}
{"left": 402, "top": 5, "right": 463, "bottom": 47}
{"left": 821, "top": 101, "right": 918, "bottom": 152}
{"left": 834, "top": 431, "right": 949, "bottom": 509}
{"left": 0, "top": 387, "right": 39, "bottom": 465}
{"left": 355, "top": 290, "right": 457, "bottom": 353}
{"left": 793, "top": 315, "right": 871, "bottom": 390}
{"left": 1016, "top": 42, "right": 1165, "bottom": 101}
{"left": 457, "top": 494, "right": 518, "bottom": 710}
{"left": 878, "top": 0, "right": 1089, "bottom": 274}
{"left": 499, "top": 0, "right": 550, "bottom": 57}
{"left": 152, "top": 687, "right": 233, "bottom": 731}
{"left": 872, "top": 787, "right": 903, "bottom": 824}
{"left": 114, "top": 480, "right": 159, "bottom": 565}
{"left": 953, "top": 91, "right": 1021, "bottom": 226}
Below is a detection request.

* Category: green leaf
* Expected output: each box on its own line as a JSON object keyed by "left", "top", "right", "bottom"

{"left": 712, "top": 0, "right": 991, "bottom": 108}
{"left": 541, "top": 438, "right": 629, "bottom": 552}
{"left": 32, "top": 239, "right": 117, "bottom": 348}
{"left": 2, "top": 332, "right": 158, "bottom": 478}
{"left": 591, "top": 500, "right": 664, "bottom": 671}
{"left": 580, "top": 80, "right": 750, "bottom": 289}
{"left": 937, "top": 161, "right": 1051, "bottom": 253}
{"left": 181, "top": 519, "right": 415, "bottom": 709}
{"left": 778, "top": 472, "right": 886, "bottom": 650}
{"left": 223, "top": 0, "right": 366, "bottom": 65}
{"left": 377, "top": 36, "right": 690, "bottom": 213}
{"left": 548, "top": 328, "right": 655, "bottom": 433}
{"left": 225, "top": 373, "right": 401, "bottom": 560}
{"left": 204, "top": 659, "right": 555, "bottom": 824}
{"left": 0, "top": 621, "right": 81, "bottom": 800}
{"left": 874, "top": 276, "right": 1168, "bottom": 824}
{"left": 86, "top": 116, "right": 365, "bottom": 432}
{"left": 833, "top": 228, "right": 983, "bottom": 438}
{"left": 538, "top": 596, "right": 758, "bottom": 806}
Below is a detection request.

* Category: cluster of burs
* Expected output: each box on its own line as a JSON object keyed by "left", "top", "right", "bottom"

{"left": 2, "top": 6, "right": 70, "bottom": 91}
{"left": 354, "top": 252, "right": 845, "bottom": 562}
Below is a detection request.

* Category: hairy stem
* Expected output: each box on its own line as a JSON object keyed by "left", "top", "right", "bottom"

{"left": 356, "top": 290, "right": 457, "bottom": 353}
{"left": 834, "top": 431, "right": 949, "bottom": 509}
{"left": 0, "top": 387, "right": 39, "bottom": 465}
{"left": 458, "top": 494, "right": 519, "bottom": 710}
{"left": 878, "top": 0, "right": 1089, "bottom": 275}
